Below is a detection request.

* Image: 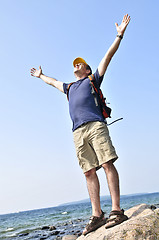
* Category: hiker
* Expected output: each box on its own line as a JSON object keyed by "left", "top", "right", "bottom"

{"left": 30, "top": 14, "right": 130, "bottom": 235}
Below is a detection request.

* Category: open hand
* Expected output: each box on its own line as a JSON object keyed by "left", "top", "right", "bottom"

{"left": 30, "top": 66, "right": 42, "bottom": 78}
{"left": 115, "top": 14, "right": 131, "bottom": 36}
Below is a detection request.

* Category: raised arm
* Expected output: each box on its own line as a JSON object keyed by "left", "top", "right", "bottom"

{"left": 98, "top": 14, "right": 131, "bottom": 77}
{"left": 30, "top": 66, "right": 64, "bottom": 93}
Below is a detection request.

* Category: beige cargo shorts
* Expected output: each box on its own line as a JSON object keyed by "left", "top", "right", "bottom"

{"left": 73, "top": 121, "right": 118, "bottom": 173}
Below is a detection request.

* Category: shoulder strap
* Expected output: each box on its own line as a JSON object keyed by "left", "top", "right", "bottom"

{"left": 88, "top": 74, "right": 99, "bottom": 94}
{"left": 88, "top": 74, "right": 95, "bottom": 82}
{"left": 88, "top": 74, "right": 99, "bottom": 106}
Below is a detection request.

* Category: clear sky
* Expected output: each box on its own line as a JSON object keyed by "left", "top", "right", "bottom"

{"left": 0, "top": 0, "right": 159, "bottom": 215}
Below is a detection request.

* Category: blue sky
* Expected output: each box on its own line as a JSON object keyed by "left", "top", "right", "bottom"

{"left": 0, "top": 0, "right": 159, "bottom": 214}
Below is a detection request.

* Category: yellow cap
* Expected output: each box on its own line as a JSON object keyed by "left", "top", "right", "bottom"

{"left": 73, "top": 57, "right": 88, "bottom": 67}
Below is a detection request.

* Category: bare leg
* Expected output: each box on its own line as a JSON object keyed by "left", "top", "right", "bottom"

{"left": 84, "top": 168, "right": 102, "bottom": 217}
{"left": 102, "top": 160, "right": 121, "bottom": 211}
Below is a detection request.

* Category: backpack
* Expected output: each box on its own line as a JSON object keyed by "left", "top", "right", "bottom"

{"left": 88, "top": 74, "right": 111, "bottom": 119}
{"left": 66, "top": 74, "right": 111, "bottom": 119}
{"left": 88, "top": 75, "right": 123, "bottom": 125}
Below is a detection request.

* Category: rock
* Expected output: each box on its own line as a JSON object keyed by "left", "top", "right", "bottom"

{"left": 150, "top": 205, "right": 156, "bottom": 210}
{"left": 77, "top": 219, "right": 82, "bottom": 222}
{"left": 75, "top": 230, "right": 81, "bottom": 234}
{"left": 75, "top": 230, "right": 82, "bottom": 237}
{"left": 41, "top": 226, "right": 50, "bottom": 230}
{"left": 62, "top": 235, "right": 78, "bottom": 240}
{"left": 49, "top": 226, "right": 56, "bottom": 231}
{"left": 50, "top": 230, "right": 60, "bottom": 235}
{"left": 18, "top": 232, "right": 29, "bottom": 237}
{"left": 77, "top": 204, "right": 159, "bottom": 240}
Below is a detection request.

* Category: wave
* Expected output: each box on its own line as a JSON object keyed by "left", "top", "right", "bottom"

{"left": 61, "top": 211, "right": 68, "bottom": 215}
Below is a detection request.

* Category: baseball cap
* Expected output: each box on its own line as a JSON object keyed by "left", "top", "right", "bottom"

{"left": 73, "top": 57, "right": 88, "bottom": 67}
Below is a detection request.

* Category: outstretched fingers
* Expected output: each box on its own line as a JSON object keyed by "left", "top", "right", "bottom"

{"left": 123, "top": 14, "right": 131, "bottom": 25}
{"left": 30, "top": 68, "right": 36, "bottom": 76}
{"left": 30, "top": 66, "right": 42, "bottom": 78}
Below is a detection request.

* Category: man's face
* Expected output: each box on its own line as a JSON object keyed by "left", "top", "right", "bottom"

{"left": 74, "top": 62, "right": 87, "bottom": 75}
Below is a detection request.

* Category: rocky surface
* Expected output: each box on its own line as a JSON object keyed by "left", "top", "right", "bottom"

{"left": 74, "top": 204, "right": 159, "bottom": 240}
{"left": 62, "top": 235, "right": 78, "bottom": 240}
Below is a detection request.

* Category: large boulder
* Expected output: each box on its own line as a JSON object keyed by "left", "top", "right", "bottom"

{"left": 77, "top": 204, "right": 159, "bottom": 240}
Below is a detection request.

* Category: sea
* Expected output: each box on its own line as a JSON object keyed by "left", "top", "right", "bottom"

{"left": 0, "top": 192, "right": 159, "bottom": 240}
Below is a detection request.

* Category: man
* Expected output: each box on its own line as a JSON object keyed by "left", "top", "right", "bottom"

{"left": 30, "top": 14, "right": 130, "bottom": 235}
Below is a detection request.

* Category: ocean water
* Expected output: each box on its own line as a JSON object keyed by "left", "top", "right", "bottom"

{"left": 0, "top": 192, "right": 159, "bottom": 240}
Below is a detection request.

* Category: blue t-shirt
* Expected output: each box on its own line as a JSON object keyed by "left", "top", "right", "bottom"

{"left": 63, "top": 69, "right": 105, "bottom": 131}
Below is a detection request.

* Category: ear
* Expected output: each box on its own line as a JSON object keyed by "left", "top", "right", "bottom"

{"left": 86, "top": 68, "right": 91, "bottom": 75}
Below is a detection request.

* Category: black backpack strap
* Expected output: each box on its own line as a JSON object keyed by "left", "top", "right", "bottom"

{"left": 88, "top": 74, "right": 111, "bottom": 119}
{"left": 88, "top": 74, "right": 99, "bottom": 106}
{"left": 66, "top": 82, "right": 75, "bottom": 100}
{"left": 107, "top": 118, "right": 123, "bottom": 126}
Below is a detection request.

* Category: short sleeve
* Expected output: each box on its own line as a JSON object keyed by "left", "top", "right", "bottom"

{"left": 63, "top": 83, "right": 69, "bottom": 94}
{"left": 93, "top": 69, "right": 104, "bottom": 87}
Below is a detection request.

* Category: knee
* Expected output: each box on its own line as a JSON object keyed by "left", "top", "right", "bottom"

{"left": 102, "top": 160, "right": 114, "bottom": 172}
{"left": 84, "top": 168, "right": 96, "bottom": 178}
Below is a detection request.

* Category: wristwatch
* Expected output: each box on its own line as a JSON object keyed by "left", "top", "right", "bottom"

{"left": 117, "top": 34, "right": 123, "bottom": 39}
